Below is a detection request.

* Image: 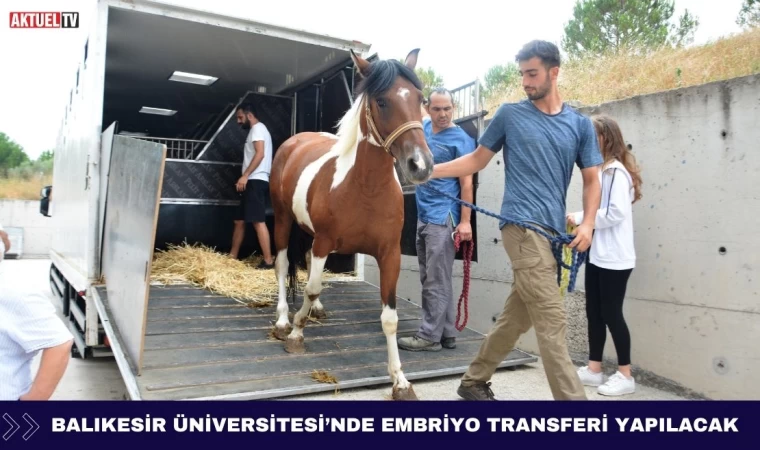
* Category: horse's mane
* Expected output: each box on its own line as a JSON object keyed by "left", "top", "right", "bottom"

{"left": 331, "top": 59, "right": 423, "bottom": 157}
{"left": 355, "top": 59, "right": 423, "bottom": 98}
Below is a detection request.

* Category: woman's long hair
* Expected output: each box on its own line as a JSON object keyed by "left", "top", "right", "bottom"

{"left": 592, "top": 114, "right": 643, "bottom": 204}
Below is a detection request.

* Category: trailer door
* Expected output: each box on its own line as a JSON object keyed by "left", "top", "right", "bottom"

{"left": 100, "top": 135, "right": 166, "bottom": 375}
{"left": 97, "top": 122, "right": 116, "bottom": 278}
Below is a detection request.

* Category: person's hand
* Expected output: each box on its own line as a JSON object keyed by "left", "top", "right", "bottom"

{"left": 566, "top": 213, "right": 576, "bottom": 226}
{"left": 455, "top": 222, "right": 472, "bottom": 242}
{"left": 0, "top": 230, "right": 10, "bottom": 253}
{"left": 18, "top": 392, "right": 39, "bottom": 401}
{"left": 236, "top": 176, "right": 247, "bottom": 192}
{"left": 568, "top": 222, "right": 593, "bottom": 252}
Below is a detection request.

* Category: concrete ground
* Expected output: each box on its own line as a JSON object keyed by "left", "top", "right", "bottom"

{"left": 1, "top": 258, "right": 687, "bottom": 401}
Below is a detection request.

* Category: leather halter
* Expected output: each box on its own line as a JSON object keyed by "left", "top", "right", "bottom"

{"left": 364, "top": 96, "right": 423, "bottom": 156}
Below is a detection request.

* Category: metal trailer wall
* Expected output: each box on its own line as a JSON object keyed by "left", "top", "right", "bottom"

{"left": 49, "top": 0, "right": 108, "bottom": 291}
{"left": 366, "top": 74, "right": 760, "bottom": 400}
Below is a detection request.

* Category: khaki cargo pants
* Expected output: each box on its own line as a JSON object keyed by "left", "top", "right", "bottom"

{"left": 461, "top": 224, "right": 587, "bottom": 400}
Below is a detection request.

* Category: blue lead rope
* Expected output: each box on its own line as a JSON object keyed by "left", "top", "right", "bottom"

{"left": 417, "top": 183, "right": 587, "bottom": 293}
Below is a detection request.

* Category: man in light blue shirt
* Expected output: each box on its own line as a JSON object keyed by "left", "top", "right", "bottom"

{"left": 398, "top": 88, "right": 476, "bottom": 352}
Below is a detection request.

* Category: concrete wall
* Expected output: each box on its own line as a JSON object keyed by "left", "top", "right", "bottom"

{"left": 364, "top": 73, "right": 760, "bottom": 400}
{"left": 0, "top": 200, "right": 53, "bottom": 257}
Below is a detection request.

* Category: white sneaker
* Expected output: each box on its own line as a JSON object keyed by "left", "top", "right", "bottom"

{"left": 577, "top": 365, "right": 604, "bottom": 387}
{"left": 597, "top": 371, "right": 635, "bottom": 396}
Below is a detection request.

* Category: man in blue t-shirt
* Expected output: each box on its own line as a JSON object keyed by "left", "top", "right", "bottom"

{"left": 430, "top": 40, "right": 603, "bottom": 401}
{"left": 398, "top": 88, "right": 476, "bottom": 353}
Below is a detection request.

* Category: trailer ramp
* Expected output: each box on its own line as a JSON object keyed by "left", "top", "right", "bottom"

{"left": 93, "top": 281, "right": 537, "bottom": 400}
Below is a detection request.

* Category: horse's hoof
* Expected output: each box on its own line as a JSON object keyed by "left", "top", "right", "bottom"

{"left": 392, "top": 385, "right": 418, "bottom": 401}
{"left": 311, "top": 308, "right": 328, "bottom": 319}
{"left": 272, "top": 325, "right": 292, "bottom": 341}
{"left": 284, "top": 336, "right": 305, "bottom": 354}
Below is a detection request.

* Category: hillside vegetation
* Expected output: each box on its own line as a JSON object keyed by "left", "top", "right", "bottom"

{"left": 484, "top": 27, "right": 760, "bottom": 114}
{"left": 2, "top": 29, "right": 758, "bottom": 200}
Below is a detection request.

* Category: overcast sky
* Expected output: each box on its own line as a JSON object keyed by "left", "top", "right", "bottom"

{"left": 0, "top": 0, "right": 746, "bottom": 159}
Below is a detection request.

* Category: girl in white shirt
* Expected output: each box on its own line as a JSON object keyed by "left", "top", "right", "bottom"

{"left": 567, "top": 114, "right": 643, "bottom": 396}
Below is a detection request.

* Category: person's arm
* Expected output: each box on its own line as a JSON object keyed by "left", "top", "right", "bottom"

{"left": 1, "top": 230, "right": 9, "bottom": 254}
{"left": 19, "top": 340, "right": 72, "bottom": 400}
{"left": 455, "top": 135, "right": 477, "bottom": 241}
{"left": 568, "top": 166, "right": 601, "bottom": 251}
{"left": 568, "top": 118, "right": 604, "bottom": 251}
{"left": 433, "top": 146, "right": 494, "bottom": 179}
{"left": 570, "top": 168, "right": 630, "bottom": 230}
{"left": 432, "top": 104, "right": 507, "bottom": 180}
{"left": 237, "top": 136, "right": 266, "bottom": 191}
{"left": 7, "top": 290, "right": 75, "bottom": 400}
{"left": 244, "top": 141, "right": 265, "bottom": 177}
{"left": 456, "top": 174, "right": 474, "bottom": 241}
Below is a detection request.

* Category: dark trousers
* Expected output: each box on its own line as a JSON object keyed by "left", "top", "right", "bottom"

{"left": 585, "top": 262, "right": 633, "bottom": 366}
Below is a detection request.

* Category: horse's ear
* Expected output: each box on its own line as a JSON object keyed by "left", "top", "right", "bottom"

{"left": 404, "top": 48, "right": 420, "bottom": 70}
{"left": 350, "top": 49, "right": 371, "bottom": 78}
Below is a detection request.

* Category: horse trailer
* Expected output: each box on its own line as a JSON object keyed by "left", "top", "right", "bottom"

{"left": 40, "top": 0, "right": 536, "bottom": 400}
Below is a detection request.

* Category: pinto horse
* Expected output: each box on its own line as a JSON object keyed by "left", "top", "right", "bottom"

{"left": 268, "top": 49, "right": 434, "bottom": 400}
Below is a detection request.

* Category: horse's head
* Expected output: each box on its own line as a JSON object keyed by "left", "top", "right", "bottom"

{"left": 350, "top": 49, "right": 434, "bottom": 185}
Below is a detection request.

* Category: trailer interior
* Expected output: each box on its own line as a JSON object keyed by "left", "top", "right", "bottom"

{"left": 101, "top": 5, "right": 367, "bottom": 273}
{"left": 52, "top": 1, "right": 538, "bottom": 400}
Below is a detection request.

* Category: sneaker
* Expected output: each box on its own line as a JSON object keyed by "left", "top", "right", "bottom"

{"left": 397, "top": 335, "right": 441, "bottom": 352}
{"left": 441, "top": 337, "right": 456, "bottom": 349}
{"left": 597, "top": 371, "right": 635, "bottom": 396}
{"left": 457, "top": 382, "right": 497, "bottom": 401}
{"left": 577, "top": 365, "right": 604, "bottom": 387}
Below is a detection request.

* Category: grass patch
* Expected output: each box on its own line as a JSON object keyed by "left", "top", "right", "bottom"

{"left": 0, "top": 174, "right": 51, "bottom": 200}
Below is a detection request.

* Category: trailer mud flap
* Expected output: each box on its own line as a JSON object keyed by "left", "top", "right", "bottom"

{"left": 100, "top": 135, "right": 166, "bottom": 376}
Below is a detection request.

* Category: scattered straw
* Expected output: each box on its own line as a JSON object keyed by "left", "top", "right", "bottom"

{"left": 311, "top": 370, "right": 338, "bottom": 384}
{"left": 267, "top": 328, "right": 279, "bottom": 341}
{"left": 150, "top": 243, "right": 277, "bottom": 306}
{"left": 150, "top": 242, "right": 353, "bottom": 307}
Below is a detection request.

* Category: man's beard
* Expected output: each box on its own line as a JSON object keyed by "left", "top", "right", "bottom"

{"left": 240, "top": 119, "right": 251, "bottom": 130}
{"left": 526, "top": 80, "right": 552, "bottom": 100}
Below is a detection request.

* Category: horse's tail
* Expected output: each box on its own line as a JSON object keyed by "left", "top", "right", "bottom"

{"left": 286, "top": 221, "right": 313, "bottom": 304}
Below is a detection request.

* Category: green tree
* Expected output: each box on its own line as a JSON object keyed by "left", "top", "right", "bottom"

{"left": 38, "top": 150, "right": 54, "bottom": 162}
{"left": 395, "top": 60, "right": 445, "bottom": 98}
{"left": 736, "top": 0, "right": 760, "bottom": 28}
{"left": 0, "top": 132, "right": 29, "bottom": 173}
{"left": 415, "top": 67, "right": 445, "bottom": 99}
{"left": 561, "top": 0, "right": 700, "bottom": 57}
{"left": 482, "top": 63, "right": 520, "bottom": 98}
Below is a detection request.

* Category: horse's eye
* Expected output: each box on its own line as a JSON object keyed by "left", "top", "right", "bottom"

{"left": 376, "top": 98, "right": 387, "bottom": 108}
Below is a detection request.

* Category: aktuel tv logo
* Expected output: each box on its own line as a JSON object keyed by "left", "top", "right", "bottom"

{"left": 9, "top": 12, "right": 79, "bottom": 28}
